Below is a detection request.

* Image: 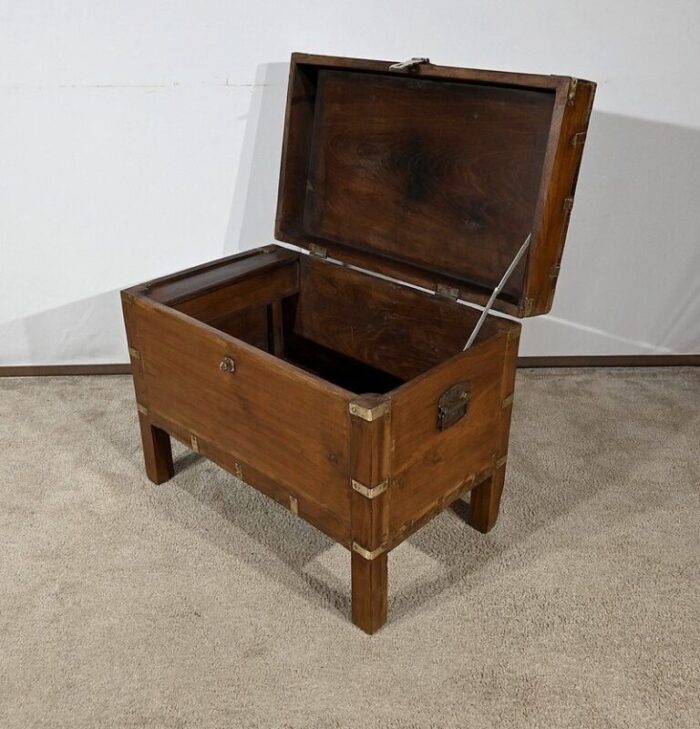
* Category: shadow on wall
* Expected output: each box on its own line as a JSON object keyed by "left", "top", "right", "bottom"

{"left": 0, "top": 289, "right": 127, "bottom": 366}
{"left": 6, "top": 74, "right": 700, "bottom": 365}
{"left": 223, "top": 68, "right": 700, "bottom": 354}
{"left": 222, "top": 62, "right": 290, "bottom": 256}
{"left": 523, "top": 108, "right": 700, "bottom": 354}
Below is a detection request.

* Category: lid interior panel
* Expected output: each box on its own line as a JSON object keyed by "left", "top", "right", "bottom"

{"left": 301, "top": 69, "right": 555, "bottom": 303}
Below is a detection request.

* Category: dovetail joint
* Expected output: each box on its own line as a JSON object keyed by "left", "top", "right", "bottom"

{"left": 567, "top": 77, "right": 578, "bottom": 105}
{"left": 506, "top": 328, "right": 521, "bottom": 342}
{"left": 521, "top": 298, "right": 534, "bottom": 316}
{"left": 128, "top": 346, "right": 140, "bottom": 360}
{"left": 123, "top": 293, "right": 134, "bottom": 305}
{"left": 351, "top": 478, "right": 389, "bottom": 499}
{"left": 502, "top": 394, "right": 514, "bottom": 409}
{"left": 349, "top": 400, "right": 390, "bottom": 422}
{"left": 352, "top": 541, "right": 387, "bottom": 561}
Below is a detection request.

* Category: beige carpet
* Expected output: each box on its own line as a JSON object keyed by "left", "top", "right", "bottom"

{"left": 1, "top": 369, "right": 698, "bottom": 729}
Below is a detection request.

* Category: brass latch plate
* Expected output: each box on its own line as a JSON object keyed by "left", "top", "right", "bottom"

{"left": 437, "top": 382, "right": 470, "bottom": 431}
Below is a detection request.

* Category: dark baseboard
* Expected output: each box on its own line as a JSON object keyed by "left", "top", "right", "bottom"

{"left": 0, "top": 355, "right": 698, "bottom": 378}
{"left": 517, "top": 355, "right": 700, "bottom": 368}
{"left": 0, "top": 364, "right": 132, "bottom": 377}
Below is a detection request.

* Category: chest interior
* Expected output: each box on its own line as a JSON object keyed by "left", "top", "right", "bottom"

{"left": 146, "top": 249, "right": 506, "bottom": 396}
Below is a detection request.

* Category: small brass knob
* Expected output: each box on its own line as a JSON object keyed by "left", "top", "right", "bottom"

{"left": 220, "top": 356, "right": 235, "bottom": 373}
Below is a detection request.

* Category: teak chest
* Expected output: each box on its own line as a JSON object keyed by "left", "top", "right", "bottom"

{"left": 122, "top": 54, "right": 595, "bottom": 633}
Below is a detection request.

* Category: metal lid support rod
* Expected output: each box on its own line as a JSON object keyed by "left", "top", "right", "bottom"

{"left": 463, "top": 233, "right": 532, "bottom": 350}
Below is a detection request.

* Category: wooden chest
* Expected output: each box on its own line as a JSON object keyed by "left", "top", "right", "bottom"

{"left": 122, "top": 54, "right": 595, "bottom": 633}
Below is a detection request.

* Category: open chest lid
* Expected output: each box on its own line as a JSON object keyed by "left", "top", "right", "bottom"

{"left": 275, "top": 53, "right": 595, "bottom": 317}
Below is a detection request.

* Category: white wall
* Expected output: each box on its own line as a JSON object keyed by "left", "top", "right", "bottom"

{"left": 1, "top": 0, "right": 699, "bottom": 364}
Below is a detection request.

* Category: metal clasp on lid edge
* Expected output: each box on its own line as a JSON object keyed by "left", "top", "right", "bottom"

{"left": 389, "top": 57, "right": 430, "bottom": 71}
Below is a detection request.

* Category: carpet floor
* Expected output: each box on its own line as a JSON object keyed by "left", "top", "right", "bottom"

{"left": 0, "top": 369, "right": 698, "bottom": 729}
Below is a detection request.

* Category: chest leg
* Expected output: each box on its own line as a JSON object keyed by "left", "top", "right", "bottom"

{"left": 351, "top": 550, "right": 388, "bottom": 634}
{"left": 138, "top": 413, "right": 174, "bottom": 485}
{"left": 468, "top": 465, "right": 506, "bottom": 533}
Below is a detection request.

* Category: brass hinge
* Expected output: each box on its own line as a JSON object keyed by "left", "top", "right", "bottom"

{"left": 122, "top": 293, "right": 134, "bottom": 305}
{"left": 190, "top": 435, "right": 200, "bottom": 452}
{"left": 351, "top": 478, "right": 389, "bottom": 499}
{"left": 571, "top": 131, "right": 587, "bottom": 147}
{"left": 352, "top": 541, "right": 387, "bottom": 560}
{"left": 349, "top": 400, "right": 390, "bottom": 422}
{"left": 567, "top": 77, "right": 578, "bottom": 106}
{"left": 502, "top": 393, "right": 514, "bottom": 409}
{"left": 128, "top": 346, "right": 140, "bottom": 360}
{"left": 550, "top": 263, "right": 561, "bottom": 281}
{"left": 563, "top": 196, "right": 575, "bottom": 213}
{"left": 289, "top": 495, "right": 298, "bottom": 514}
{"left": 435, "top": 283, "right": 459, "bottom": 301}
{"left": 309, "top": 243, "right": 328, "bottom": 258}
{"left": 389, "top": 57, "right": 430, "bottom": 72}
{"left": 137, "top": 402, "right": 148, "bottom": 416}
{"left": 233, "top": 461, "right": 243, "bottom": 479}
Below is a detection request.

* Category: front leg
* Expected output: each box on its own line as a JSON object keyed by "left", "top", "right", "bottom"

{"left": 351, "top": 549, "right": 388, "bottom": 634}
{"left": 138, "top": 413, "right": 174, "bottom": 484}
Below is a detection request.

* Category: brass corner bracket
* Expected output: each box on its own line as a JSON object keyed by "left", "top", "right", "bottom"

{"left": 352, "top": 541, "right": 387, "bottom": 561}
{"left": 348, "top": 400, "right": 390, "bottom": 422}
{"left": 351, "top": 478, "right": 389, "bottom": 500}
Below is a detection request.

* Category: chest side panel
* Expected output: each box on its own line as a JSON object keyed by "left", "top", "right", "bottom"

{"left": 388, "top": 335, "right": 507, "bottom": 538}
{"left": 132, "top": 299, "right": 352, "bottom": 521}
